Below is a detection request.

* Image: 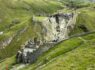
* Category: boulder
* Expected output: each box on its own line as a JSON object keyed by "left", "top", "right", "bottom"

{"left": 0, "top": 31, "right": 3, "bottom": 35}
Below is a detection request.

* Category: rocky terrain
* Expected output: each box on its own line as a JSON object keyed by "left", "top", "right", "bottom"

{"left": 15, "top": 12, "right": 78, "bottom": 64}
{"left": 0, "top": 0, "right": 95, "bottom": 70}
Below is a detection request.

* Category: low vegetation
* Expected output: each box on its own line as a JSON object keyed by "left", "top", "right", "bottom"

{"left": 0, "top": 0, "right": 95, "bottom": 70}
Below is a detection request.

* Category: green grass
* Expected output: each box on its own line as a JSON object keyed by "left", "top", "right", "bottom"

{"left": 18, "top": 33, "right": 94, "bottom": 70}
{"left": 14, "top": 32, "right": 95, "bottom": 70}
{"left": 41, "top": 38, "right": 95, "bottom": 70}
{"left": 0, "top": 56, "right": 16, "bottom": 70}
{"left": 0, "top": 0, "right": 63, "bottom": 60}
{"left": 0, "top": 1, "right": 95, "bottom": 70}
{"left": 36, "top": 29, "right": 95, "bottom": 70}
{"left": 70, "top": 8, "right": 95, "bottom": 35}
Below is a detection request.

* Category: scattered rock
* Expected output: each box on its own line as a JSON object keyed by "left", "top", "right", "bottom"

{"left": 0, "top": 31, "right": 3, "bottom": 35}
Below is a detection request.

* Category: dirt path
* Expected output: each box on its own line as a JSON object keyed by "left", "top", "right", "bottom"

{"left": 78, "top": 37, "right": 87, "bottom": 43}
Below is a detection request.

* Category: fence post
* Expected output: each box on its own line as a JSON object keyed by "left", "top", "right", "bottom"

{"left": 6, "top": 63, "right": 8, "bottom": 70}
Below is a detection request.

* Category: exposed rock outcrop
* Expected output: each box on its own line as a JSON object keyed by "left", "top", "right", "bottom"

{"left": 16, "top": 12, "right": 78, "bottom": 64}
{"left": 0, "top": 31, "right": 3, "bottom": 35}
{"left": 42, "top": 12, "right": 77, "bottom": 42}
{"left": 16, "top": 38, "right": 42, "bottom": 63}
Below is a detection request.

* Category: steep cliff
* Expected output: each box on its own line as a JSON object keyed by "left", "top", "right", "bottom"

{"left": 14, "top": 12, "right": 78, "bottom": 64}
{"left": 42, "top": 12, "right": 77, "bottom": 42}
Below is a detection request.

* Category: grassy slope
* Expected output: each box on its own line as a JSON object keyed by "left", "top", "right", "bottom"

{"left": 0, "top": 30, "right": 90, "bottom": 70}
{"left": 37, "top": 7, "right": 95, "bottom": 70}
{"left": 0, "top": 56, "right": 16, "bottom": 70}
{"left": 70, "top": 8, "right": 95, "bottom": 35}
{"left": 0, "top": 10, "right": 95, "bottom": 70}
{"left": 41, "top": 34, "right": 95, "bottom": 70}
{"left": 20, "top": 7, "right": 95, "bottom": 70}
{"left": 0, "top": 32, "right": 95, "bottom": 70}
{"left": 0, "top": 1, "right": 95, "bottom": 70}
{"left": 20, "top": 32, "right": 95, "bottom": 70}
{"left": 0, "top": 0, "right": 62, "bottom": 60}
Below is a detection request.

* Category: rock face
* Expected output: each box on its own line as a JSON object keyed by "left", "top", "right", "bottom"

{"left": 16, "top": 38, "right": 42, "bottom": 63}
{"left": 16, "top": 12, "right": 77, "bottom": 64}
{"left": 42, "top": 12, "right": 77, "bottom": 42}
{"left": 16, "top": 38, "right": 54, "bottom": 64}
